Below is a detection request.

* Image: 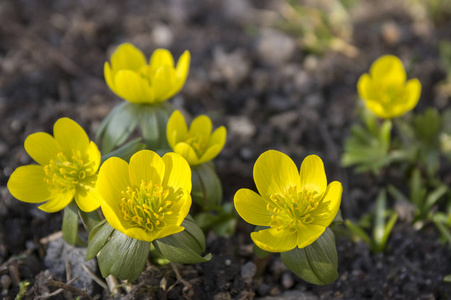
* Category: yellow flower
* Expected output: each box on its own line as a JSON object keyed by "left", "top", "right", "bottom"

{"left": 234, "top": 150, "right": 342, "bottom": 252}
{"left": 7, "top": 118, "right": 102, "bottom": 213}
{"left": 97, "top": 150, "right": 192, "bottom": 242}
{"left": 357, "top": 55, "right": 421, "bottom": 119}
{"left": 167, "top": 110, "right": 226, "bottom": 166}
{"left": 104, "top": 43, "right": 190, "bottom": 104}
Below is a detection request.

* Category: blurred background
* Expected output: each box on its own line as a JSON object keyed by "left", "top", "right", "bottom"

{"left": 1, "top": 0, "right": 451, "bottom": 298}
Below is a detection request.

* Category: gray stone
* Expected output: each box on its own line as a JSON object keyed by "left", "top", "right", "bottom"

{"left": 257, "top": 29, "right": 296, "bottom": 66}
{"left": 44, "top": 237, "right": 97, "bottom": 295}
{"left": 240, "top": 261, "right": 257, "bottom": 284}
{"left": 257, "top": 290, "right": 319, "bottom": 300}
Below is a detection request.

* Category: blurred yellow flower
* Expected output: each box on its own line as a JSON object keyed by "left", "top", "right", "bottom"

{"left": 357, "top": 55, "right": 421, "bottom": 119}
{"left": 234, "top": 151, "right": 342, "bottom": 252}
{"left": 104, "top": 43, "right": 190, "bottom": 104}
{"left": 7, "top": 118, "right": 102, "bottom": 213}
{"left": 167, "top": 110, "right": 226, "bottom": 166}
{"left": 97, "top": 150, "right": 192, "bottom": 242}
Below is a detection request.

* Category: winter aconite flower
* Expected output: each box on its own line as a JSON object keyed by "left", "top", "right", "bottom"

{"left": 104, "top": 43, "right": 190, "bottom": 104}
{"left": 234, "top": 150, "right": 342, "bottom": 252}
{"left": 357, "top": 55, "right": 421, "bottom": 119}
{"left": 97, "top": 150, "right": 192, "bottom": 242}
{"left": 167, "top": 110, "right": 226, "bottom": 166}
{"left": 7, "top": 118, "right": 102, "bottom": 213}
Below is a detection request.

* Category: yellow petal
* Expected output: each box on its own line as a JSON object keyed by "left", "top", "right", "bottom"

{"left": 208, "top": 126, "right": 226, "bottom": 148}
{"left": 296, "top": 224, "right": 326, "bottom": 248}
{"left": 161, "top": 152, "right": 192, "bottom": 192}
{"left": 152, "top": 65, "right": 177, "bottom": 102}
{"left": 370, "top": 55, "right": 406, "bottom": 84}
{"left": 24, "top": 132, "right": 61, "bottom": 166}
{"left": 97, "top": 157, "right": 131, "bottom": 217}
{"left": 123, "top": 227, "right": 155, "bottom": 242}
{"left": 167, "top": 110, "right": 188, "bottom": 150}
{"left": 176, "top": 195, "right": 192, "bottom": 226}
{"left": 174, "top": 142, "right": 200, "bottom": 165}
{"left": 404, "top": 78, "right": 421, "bottom": 111}
{"left": 171, "top": 50, "right": 191, "bottom": 96}
{"left": 254, "top": 150, "right": 300, "bottom": 200}
{"left": 114, "top": 70, "right": 154, "bottom": 103}
{"left": 155, "top": 225, "right": 185, "bottom": 240}
{"left": 129, "top": 150, "right": 165, "bottom": 187}
{"left": 299, "top": 155, "right": 327, "bottom": 195}
{"left": 54, "top": 118, "right": 90, "bottom": 154}
{"left": 75, "top": 179, "right": 102, "bottom": 212}
{"left": 189, "top": 115, "right": 212, "bottom": 139}
{"left": 110, "top": 43, "right": 147, "bottom": 71}
{"left": 364, "top": 99, "right": 388, "bottom": 118}
{"left": 87, "top": 141, "right": 101, "bottom": 173}
{"left": 357, "top": 73, "right": 377, "bottom": 101}
{"left": 251, "top": 227, "right": 298, "bottom": 252}
{"left": 39, "top": 191, "right": 75, "bottom": 213}
{"left": 312, "top": 181, "right": 343, "bottom": 227}
{"left": 234, "top": 188, "right": 272, "bottom": 226}
{"left": 104, "top": 62, "right": 116, "bottom": 92}
{"left": 149, "top": 48, "right": 175, "bottom": 69}
{"left": 100, "top": 202, "right": 127, "bottom": 234}
{"left": 7, "top": 165, "right": 50, "bottom": 203}
{"left": 198, "top": 144, "right": 221, "bottom": 164}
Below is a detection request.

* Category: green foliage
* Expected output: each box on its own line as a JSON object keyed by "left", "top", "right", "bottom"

{"left": 341, "top": 110, "right": 392, "bottom": 175}
{"left": 276, "top": 0, "right": 357, "bottom": 57}
{"left": 281, "top": 228, "right": 338, "bottom": 285}
{"left": 191, "top": 162, "right": 223, "bottom": 210}
{"left": 96, "top": 101, "right": 173, "bottom": 153}
{"left": 62, "top": 201, "right": 79, "bottom": 246}
{"left": 153, "top": 216, "right": 211, "bottom": 264}
{"left": 345, "top": 190, "right": 398, "bottom": 253}
{"left": 15, "top": 281, "right": 30, "bottom": 300}
{"left": 194, "top": 202, "right": 237, "bottom": 237}
{"left": 388, "top": 168, "right": 448, "bottom": 225}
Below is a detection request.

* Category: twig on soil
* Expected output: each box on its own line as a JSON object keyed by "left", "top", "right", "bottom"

{"left": 47, "top": 277, "right": 93, "bottom": 300}
{"left": 168, "top": 262, "right": 193, "bottom": 297}
{"left": 82, "top": 264, "right": 108, "bottom": 290}
{"left": 35, "top": 276, "right": 79, "bottom": 300}
{"left": 39, "top": 231, "right": 63, "bottom": 244}
{"left": 8, "top": 261, "right": 20, "bottom": 286}
{"left": 65, "top": 259, "right": 73, "bottom": 299}
{"left": 105, "top": 275, "right": 124, "bottom": 297}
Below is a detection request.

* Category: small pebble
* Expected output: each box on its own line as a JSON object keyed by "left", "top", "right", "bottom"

{"left": 0, "top": 275, "right": 11, "bottom": 290}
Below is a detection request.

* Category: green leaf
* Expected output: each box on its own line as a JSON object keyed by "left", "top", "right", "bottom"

{"left": 98, "top": 102, "right": 140, "bottom": 154}
{"left": 97, "top": 230, "right": 150, "bottom": 282}
{"left": 101, "top": 137, "right": 146, "bottom": 164}
{"left": 153, "top": 217, "right": 211, "bottom": 264}
{"left": 192, "top": 163, "right": 223, "bottom": 210}
{"left": 410, "top": 168, "right": 426, "bottom": 208}
{"left": 139, "top": 102, "right": 173, "bottom": 150}
{"left": 62, "top": 201, "right": 78, "bottom": 246}
{"left": 433, "top": 215, "right": 451, "bottom": 246}
{"left": 78, "top": 209, "right": 102, "bottom": 232}
{"left": 345, "top": 219, "right": 372, "bottom": 246}
{"left": 444, "top": 274, "right": 451, "bottom": 283}
{"left": 380, "top": 212, "right": 398, "bottom": 252}
{"left": 423, "top": 185, "right": 448, "bottom": 215}
{"left": 373, "top": 190, "right": 387, "bottom": 248}
{"left": 86, "top": 220, "right": 114, "bottom": 261}
{"left": 281, "top": 228, "right": 338, "bottom": 285}
{"left": 253, "top": 243, "right": 270, "bottom": 259}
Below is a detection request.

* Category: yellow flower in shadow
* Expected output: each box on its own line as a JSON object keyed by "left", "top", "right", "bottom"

{"left": 234, "top": 150, "right": 342, "bottom": 252}
{"left": 7, "top": 118, "right": 102, "bottom": 213}
{"left": 357, "top": 55, "right": 421, "bottom": 119}
{"left": 104, "top": 43, "right": 190, "bottom": 104}
{"left": 167, "top": 110, "right": 226, "bottom": 166}
{"left": 97, "top": 150, "right": 192, "bottom": 242}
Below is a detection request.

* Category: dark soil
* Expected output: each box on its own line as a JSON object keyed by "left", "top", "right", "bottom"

{"left": 1, "top": 0, "right": 451, "bottom": 299}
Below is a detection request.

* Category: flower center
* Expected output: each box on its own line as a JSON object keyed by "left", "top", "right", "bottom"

{"left": 184, "top": 134, "right": 208, "bottom": 158}
{"left": 267, "top": 186, "right": 330, "bottom": 231}
{"left": 137, "top": 65, "right": 154, "bottom": 83}
{"left": 120, "top": 180, "right": 184, "bottom": 232}
{"left": 43, "top": 151, "right": 96, "bottom": 193}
